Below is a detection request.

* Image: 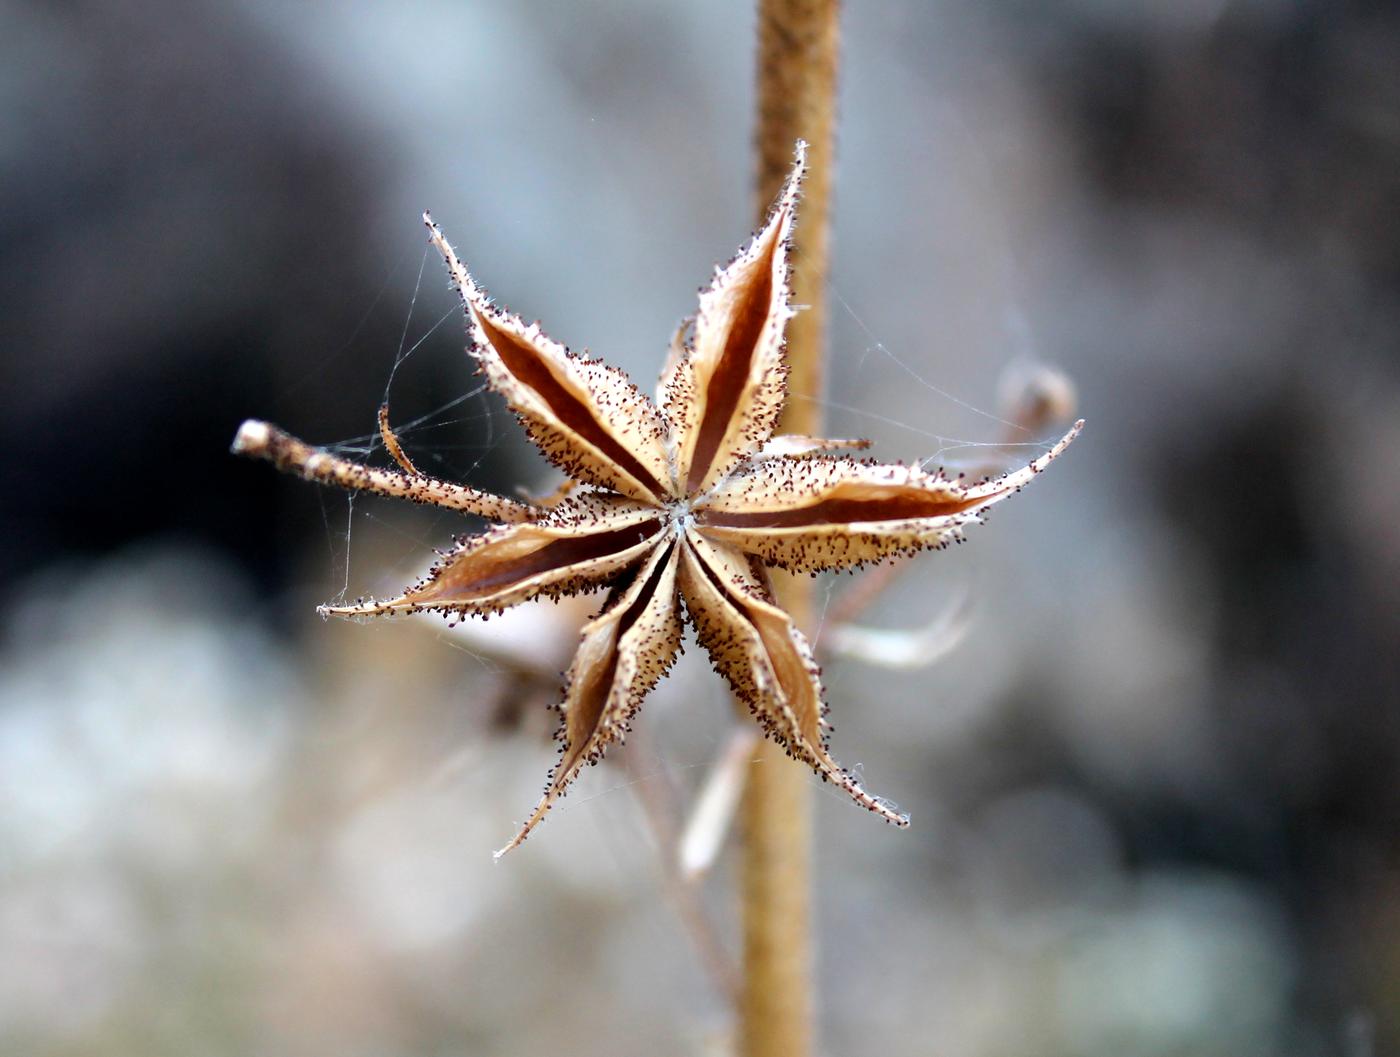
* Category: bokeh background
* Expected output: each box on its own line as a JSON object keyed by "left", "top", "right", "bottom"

{"left": 3, "top": 2, "right": 1398, "bottom": 1055}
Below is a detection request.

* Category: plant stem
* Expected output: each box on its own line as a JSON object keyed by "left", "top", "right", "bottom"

{"left": 755, "top": 0, "right": 839, "bottom": 440}
{"left": 741, "top": 3, "right": 839, "bottom": 1055}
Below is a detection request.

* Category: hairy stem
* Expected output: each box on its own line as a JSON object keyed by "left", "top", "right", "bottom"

{"left": 231, "top": 419, "right": 537, "bottom": 523}
{"left": 741, "top": 2, "right": 839, "bottom": 1055}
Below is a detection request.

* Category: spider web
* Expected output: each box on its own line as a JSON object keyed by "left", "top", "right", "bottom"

{"left": 283, "top": 243, "right": 522, "bottom": 612}
{"left": 278, "top": 226, "right": 1071, "bottom": 837}
{"left": 294, "top": 248, "right": 1062, "bottom": 587}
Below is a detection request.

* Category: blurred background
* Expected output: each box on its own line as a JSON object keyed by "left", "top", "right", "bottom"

{"left": 3, "top": 1, "right": 1398, "bottom": 1054}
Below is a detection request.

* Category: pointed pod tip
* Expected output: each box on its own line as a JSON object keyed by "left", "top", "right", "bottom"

{"left": 494, "top": 825, "right": 530, "bottom": 861}
{"left": 316, "top": 600, "right": 396, "bottom": 621}
{"left": 1054, "top": 420, "right": 1085, "bottom": 455}
{"left": 784, "top": 143, "right": 808, "bottom": 194}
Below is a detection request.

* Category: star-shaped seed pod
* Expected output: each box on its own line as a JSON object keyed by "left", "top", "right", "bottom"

{"left": 232, "top": 142, "right": 1081, "bottom": 857}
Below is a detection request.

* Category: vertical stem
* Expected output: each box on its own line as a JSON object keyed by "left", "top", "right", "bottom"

{"left": 756, "top": 0, "right": 839, "bottom": 440}
{"left": 742, "top": 3, "right": 839, "bottom": 1056}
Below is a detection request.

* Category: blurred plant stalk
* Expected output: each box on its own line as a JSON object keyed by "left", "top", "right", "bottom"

{"left": 742, "top": 1, "right": 839, "bottom": 1054}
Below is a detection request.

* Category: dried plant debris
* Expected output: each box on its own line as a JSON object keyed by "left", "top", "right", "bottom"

{"left": 232, "top": 142, "right": 1082, "bottom": 856}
